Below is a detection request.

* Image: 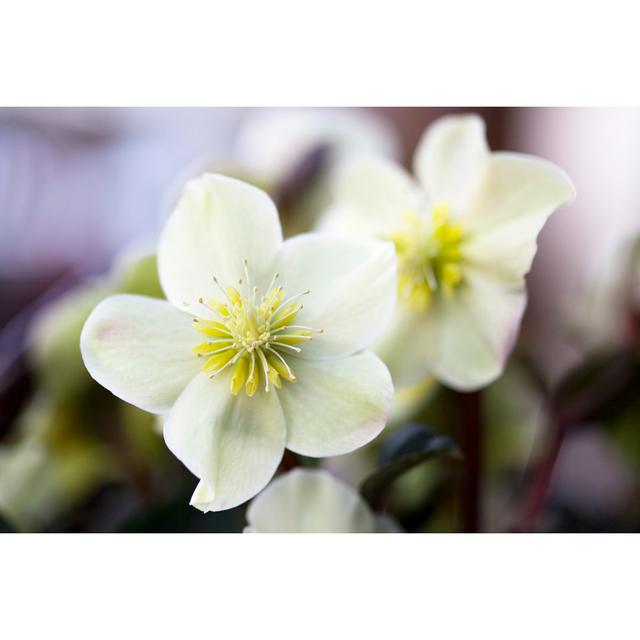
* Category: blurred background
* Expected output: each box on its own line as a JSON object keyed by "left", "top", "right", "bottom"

{"left": 1, "top": 107, "right": 639, "bottom": 533}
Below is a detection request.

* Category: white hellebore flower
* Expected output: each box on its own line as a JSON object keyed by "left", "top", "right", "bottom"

{"left": 320, "top": 114, "right": 576, "bottom": 391}
{"left": 80, "top": 174, "right": 396, "bottom": 511}
{"left": 244, "top": 468, "right": 398, "bottom": 533}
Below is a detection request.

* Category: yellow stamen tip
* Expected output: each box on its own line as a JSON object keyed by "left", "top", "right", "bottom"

{"left": 192, "top": 270, "right": 318, "bottom": 396}
{"left": 390, "top": 205, "right": 465, "bottom": 312}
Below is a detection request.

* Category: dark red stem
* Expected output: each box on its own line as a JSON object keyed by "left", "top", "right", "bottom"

{"left": 461, "top": 391, "right": 482, "bottom": 533}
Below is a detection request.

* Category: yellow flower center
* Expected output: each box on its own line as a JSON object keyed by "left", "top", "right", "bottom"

{"left": 190, "top": 260, "right": 321, "bottom": 397}
{"left": 389, "top": 204, "right": 464, "bottom": 311}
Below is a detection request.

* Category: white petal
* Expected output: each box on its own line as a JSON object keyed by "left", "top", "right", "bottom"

{"left": 158, "top": 174, "right": 283, "bottom": 315}
{"left": 165, "top": 372, "right": 286, "bottom": 512}
{"left": 320, "top": 156, "right": 425, "bottom": 238}
{"left": 276, "top": 233, "right": 397, "bottom": 359}
{"left": 376, "top": 267, "right": 528, "bottom": 391}
{"left": 413, "top": 114, "right": 489, "bottom": 215}
{"left": 189, "top": 480, "right": 215, "bottom": 508}
{"left": 373, "top": 304, "right": 437, "bottom": 388}
{"left": 245, "top": 469, "right": 378, "bottom": 533}
{"left": 281, "top": 351, "right": 392, "bottom": 457}
{"left": 80, "top": 294, "right": 201, "bottom": 414}
{"left": 423, "top": 269, "right": 527, "bottom": 391}
{"left": 462, "top": 153, "right": 576, "bottom": 279}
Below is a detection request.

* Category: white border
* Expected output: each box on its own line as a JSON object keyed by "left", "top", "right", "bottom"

{"left": 2, "top": 1, "right": 640, "bottom": 105}
{"left": 1, "top": 534, "right": 638, "bottom": 639}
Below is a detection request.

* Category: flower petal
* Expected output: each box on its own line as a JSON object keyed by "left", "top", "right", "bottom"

{"left": 433, "top": 286, "right": 525, "bottom": 391}
{"left": 164, "top": 372, "right": 286, "bottom": 512}
{"left": 158, "top": 174, "right": 283, "bottom": 315}
{"left": 429, "top": 271, "right": 526, "bottom": 391}
{"left": 462, "top": 153, "right": 576, "bottom": 279}
{"left": 371, "top": 305, "right": 432, "bottom": 388}
{"left": 275, "top": 233, "right": 397, "bottom": 359}
{"left": 376, "top": 267, "right": 527, "bottom": 391}
{"left": 280, "top": 351, "right": 392, "bottom": 457}
{"left": 319, "top": 156, "right": 425, "bottom": 238}
{"left": 413, "top": 114, "right": 489, "bottom": 215}
{"left": 245, "top": 468, "right": 378, "bottom": 533}
{"left": 80, "top": 294, "right": 201, "bottom": 414}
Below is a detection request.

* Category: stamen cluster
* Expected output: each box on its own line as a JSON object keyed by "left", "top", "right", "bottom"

{"left": 191, "top": 261, "right": 321, "bottom": 397}
{"left": 389, "top": 205, "right": 464, "bottom": 311}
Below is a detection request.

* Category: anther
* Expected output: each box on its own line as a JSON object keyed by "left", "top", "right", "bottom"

{"left": 266, "top": 272, "right": 280, "bottom": 292}
{"left": 212, "top": 275, "right": 232, "bottom": 302}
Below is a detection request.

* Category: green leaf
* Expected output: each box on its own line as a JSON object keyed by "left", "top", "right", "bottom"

{"left": 360, "top": 423, "right": 461, "bottom": 510}
{"left": 116, "top": 253, "right": 164, "bottom": 299}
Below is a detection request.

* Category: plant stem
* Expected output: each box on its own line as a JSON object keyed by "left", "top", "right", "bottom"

{"left": 519, "top": 351, "right": 638, "bottom": 531}
{"left": 461, "top": 391, "right": 482, "bottom": 533}
{"left": 519, "top": 413, "right": 567, "bottom": 531}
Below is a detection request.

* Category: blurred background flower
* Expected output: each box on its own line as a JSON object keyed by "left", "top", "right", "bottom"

{"left": 1, "top": 107, "right": 639, "bottom": 533}
{"left": 244, "top": 469, "right": 399, "bottom": 533}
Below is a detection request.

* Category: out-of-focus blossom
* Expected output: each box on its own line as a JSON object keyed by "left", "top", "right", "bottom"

{"left": 244, "top": 468, "right": 398, "bottom": 533}
{"left": 0, "top": 397, "right": 119, "bottom": 531}
{"left": 234, "top": 108, "right": 399, "bottom": 187}
{"left": 81, "top": 174, "right": 396, "bottom": 512}
{"left": 231, "top": 108, "right": 400, "bottom": 236}
{"left": 573, "top": 235, "right": 640, "bottom": 351}
{"left": 320, "top": 114, "right": 575, "bottom": 391}
{"left": 0, "top": 249, "right": 167, "bottom": 531}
